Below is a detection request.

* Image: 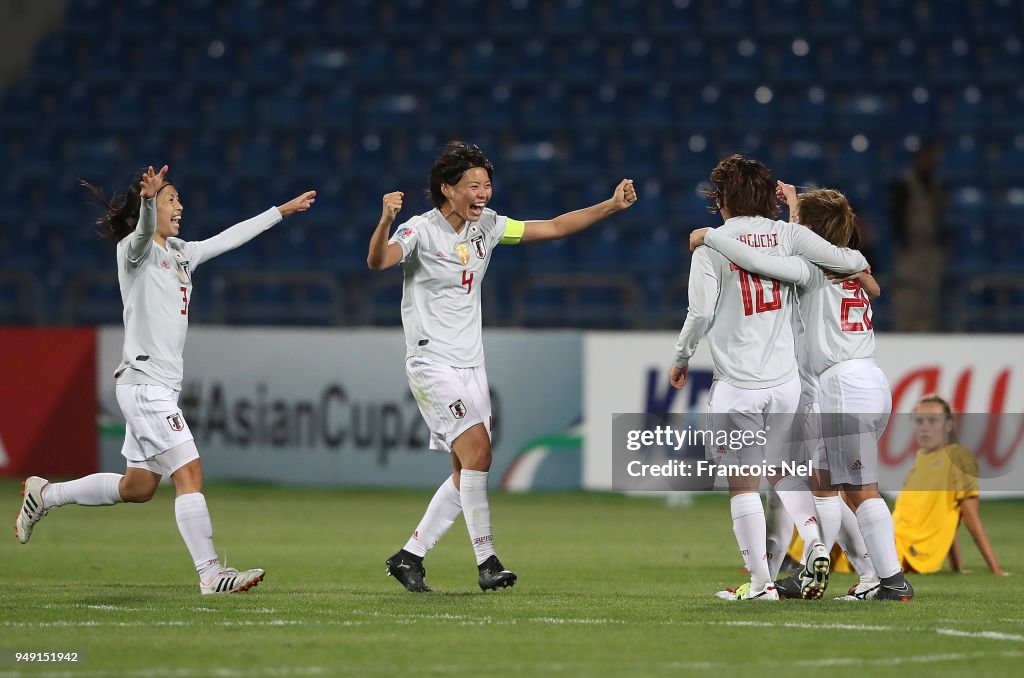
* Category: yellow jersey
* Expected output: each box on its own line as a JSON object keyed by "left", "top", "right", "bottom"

{"left": 893, "top": 444, "right": 980, "bottom": 573}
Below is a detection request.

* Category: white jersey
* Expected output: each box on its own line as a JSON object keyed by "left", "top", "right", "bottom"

{"left": 674, "top": 216, "right": 868, "bottom": 389}
{"left": 703, "top": 226, "right": 875, "bottom": 376}
{"left": 115, "top": 197, "right": 281, "bottom": 390}
{"left": 390, "top": 208, "right": 523, "bottom": 368}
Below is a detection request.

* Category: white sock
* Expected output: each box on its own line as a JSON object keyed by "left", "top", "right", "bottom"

{"left": 459, "top": 470, "right": 497, "bottom": 565}
{"left": 856, "top": 498, "right": 901, "bottom": 579}
{"left": 764, "top": 490, "right": 792, "bottom": 580}
{"left": 404, "top": 475, "right": 462, "bottom": 558}
{"left": 813, "top": 495, "right": 842, "bottom": 551}
{"left": 774, "top": 475, "right": 823, "bottom": 561}
{"left": 174, "top": 493, "right": 219, "bottom": 578}
{"left": 42, "top": 474, "right": 123, "bottom": 508}
{"left": 838, "top": 498, "right": 878, "bottom": 584}
{"left": 731, "top": 493, "right": 770, "bottom": 590}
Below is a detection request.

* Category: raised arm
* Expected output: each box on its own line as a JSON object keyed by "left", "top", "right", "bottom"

{"left": 193, "top": 191, "right": 315, "bottom": 267}
{"left": 367, "top": 191, "right": 406, "bottom": 270}
{"left": 126, "top": 165, "right": 166, "bottom": 265}
{"left": 960, "top": 497, "right": 1007, "bottom": 575}
{"left": 670, "top": 248, "right": 718, "bottom": 388}
{"left": 702, "top": 228, "right": 812, "bottom": 286}
{"left": 787, "top": 224, "right": 869, "bottom": 274}
{"left": 519, "top": 179, "right": 636, "bottom": 243}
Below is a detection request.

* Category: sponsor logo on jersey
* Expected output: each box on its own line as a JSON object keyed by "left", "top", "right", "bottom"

{"left": 449, "top": 399, "right": 467, "bottom": 419}
{"left": 455, "top": 243, "right": 471, "bottom": 266}
{"left": 161, "top": 260, "right": 171, "bottom": 269}
{"left": 396, "top": 227, "right": 415, "bottom": 242}
{"left": 804, "top": 516, "right": 818, "bottom": 526}
{"left": 471, "top": 234, "right": 486, "bottom": 259}
{"left": 435, "top": 251, "right": 448, "bottom": 259}
{"left": 850, "top": 459, "right": 865, "bottom": 471}
{"left": 167, "top": 413, "right": 185, "bottom": 432}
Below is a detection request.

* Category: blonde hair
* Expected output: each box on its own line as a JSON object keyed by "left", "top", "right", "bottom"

{"left": 797, "top": 188, "right": 858, "bottom": 248}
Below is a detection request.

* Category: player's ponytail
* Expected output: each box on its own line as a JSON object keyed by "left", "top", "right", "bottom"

{"left": 82, "top": 168, "right": 173, "bottom": 244}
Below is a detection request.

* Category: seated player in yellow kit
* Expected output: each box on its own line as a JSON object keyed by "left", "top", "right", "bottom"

{"left": 892, "top": 395, "right": 1007, "bottom": 575}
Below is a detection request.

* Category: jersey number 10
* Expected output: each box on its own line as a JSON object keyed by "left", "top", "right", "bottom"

{"left": 730, "top": 263, "right": 782, "bottom": 316}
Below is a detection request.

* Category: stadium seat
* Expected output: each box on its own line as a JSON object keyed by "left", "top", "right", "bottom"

{"left": 972, "top": 0, "right": 1024, "bottom": 36}
{"left": 940, "top": 135, "right": 987, "bottom": 184}
{"left": 245, "top": 42, "right": 291, "bottom": 89}
{"left": 31, "top": 37, "right": 78, "bottom": 85}
{"left": 0, "top": 82, "right": 42, "bottom": 132}
{"left": 705, "top": 0, "right": 753, "bottom": 38}
{"left": 772, "top": 38, "right": 820, "bottom": 84}
{"left": 920, "top": 0, "right": 972, "bottom": 37}
{"left": 931, "top": 37, "right": 978, "bottom": 87}
{"left": 492, "top": 0, "right": 542, "bottom": 37}
{"left": 944, "top": 86, "right": 987, "bottom": 133}
{"left": 274, "top": 0, "right": 323, "bottom": 40}
{"left": 169, "top": 0, "right": 218, "bottom": 38}
{"left": 865, "top": 0, "right": 920, "bottom": 37}
{"left": 818, "top": 37, "right": 868, "bottom": 85}
{"left": 662, "top": 37, "right": 712, "bottom": 84}
{"left": 873, "top": 38, "right": 924, "bottom": 86}
{"left": 597, "top": 0, "right": 647, "bottom": 36}
{"left": 719, "top": 38, "right": 765, "bottom": 84}
{"left": 650, "top": 0, "right": 701, "bottom": 36}
{"left": 983, "top": 37, "right": 1024, "bottom": 85}
{"left": 812, "top": 0, "right": 862, "bottom": 37}
{"left": 756, "top": 0, "right": 806, "bottom": 38}
{"left": 547, "top": 0, "right": 596, "bottom": 36}
{"left": 992, "top": 138, "right": 1024, "bottom": 184}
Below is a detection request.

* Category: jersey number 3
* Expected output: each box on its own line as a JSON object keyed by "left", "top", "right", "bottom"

{"left": 840, "top": 280, "right": 872, "bottom": 331}
{"left": 461, "top": 270, "right": 474, "bottom": 294}
{"left": 730, "top": 263, "right": 782, "bottom": 316}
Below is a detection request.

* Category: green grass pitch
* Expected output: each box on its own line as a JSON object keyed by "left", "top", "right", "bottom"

{"left": 2, "top": 480, "right": 1022, "bottom": 677}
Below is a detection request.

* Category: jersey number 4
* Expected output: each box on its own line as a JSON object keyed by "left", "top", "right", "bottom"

{"left": 461, "top": 270, "right": 474, "bottom": 294}
{"left": 840, "top": 280, "right": 872, "bottom": 331}
{"left": 730, "top": 263, "right": 782, "bottom": 316}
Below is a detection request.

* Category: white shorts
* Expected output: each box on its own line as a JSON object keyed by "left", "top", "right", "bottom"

{"left": 126, "top": 440, "right": 200, "bottom": 476}
{"left": 116, "top": 384, "right": 196, "bottom": 464}
{"left": 815, "top": 359, "right": 892, "bottom": 486}
{"left": 705, "top": 376, "right": 801, "bottom": 468}
{"left": 405, "top": 356, "right": 491, "bottom": 453}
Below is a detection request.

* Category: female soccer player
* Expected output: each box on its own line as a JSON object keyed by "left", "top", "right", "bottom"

{"left": 368, "top": 141, "right": 635, "bottom": 592}
{"left": 894, "top": 395, "right": 1007, "bottom": 576}
{"left": 692, "top": 181, "right": 913, "bottom": 601}
{"left": 15, "top": 165, "right": 315, "bottom": 595}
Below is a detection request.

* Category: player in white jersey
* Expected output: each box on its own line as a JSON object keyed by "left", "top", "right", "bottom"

{"left": 14, "top": 165, "right": 316, "bottom": 595}
{"left": 670, "top": 155, "right": 869, "bottom": 601}
{"left": 369, "top": 141, "right": 636, "bottom": 592}
{"left": 694, "top": 182, "right": 914, "bottom": 601}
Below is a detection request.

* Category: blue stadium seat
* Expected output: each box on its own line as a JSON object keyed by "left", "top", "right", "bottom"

{"left": 0, "top": 82, "right": 41, "bottom": 131}
{"left": 731, "top": 88, "right": 782, "bottom": 133}
{"left": 322, "top": 0, "right": 375, "bottom": 37}
{"left": 705, "top": 0, "right": 753, "bottom": 38}
{"left": 289, "top": 132, "right": 336, "bottom": 182}
{"left": 830, "top": 138, "right": 879, "bottom": 185}
{"left": 932, "top": 37, "right": 979, "bottom": 86}
{"left": 628, "top": 83, "right": 675, "bottom": 131}
{"left": 133, "top": 39, "right": 181, "bottom": 86}
{"left": 946, "top": 186, "right": 990, "bottom": 231}
{"left": 756, "top": 0, "right": 806, "bottom": 38}
{"left": 662, "top": 37, "right": 711, "bottom": 84}
{"left": 720, "top": 39, "right": 766, "bottom": 84}
{"left": 70, "top": 137, "right": 123, "bottom": 181}
{"left": 0, "top": 180, "right": 31, "bottom": 235}
{"left": 983, "top": 37, "right": 1024, "bottom": 85}
{"left": 569, "top": 85, "right": 624, "bottom": 131}
{"left": 597, "top": 0, "right": 647, "bottom": 36}
{"left": 118, "top": 0, "right": 168, "bottom": 37}
{"left": 819, "top": 37, "right": 868, "bottom": 85}
{"left": 811, "top": 0, "right": 862, "bottom": 37}
{"left": 992, "top": 86, "right": 1024, "bottom": 134}
{"left": 993, "top": 141, "right": 1024, "bottom": 185}
{"left": 64, "top": 0, "right": 108, "bottom": 36}
{"left": 972, "top": 0, "right": 1023, "bottom": 37}
{"left": 387, "top": 0, "right": 433, "bottom": 37}
{"left": 892, "top": 87, "right": 939, "bottom": 136}
{"left": 169, "top": 0, "right": 219, "bottom": 39}
{"left": 302, "top": 46, "right": 355, "bottom": 87}
{"left": 398, "top": 40, "right": 446, "bottom": 85}
{"left": 191, "top": 41, "right": 237, "bottom": 88}
{"left": 921, "top": 1, "right": 971, "bottom": 37}
{"left": 505, "top": 39, "right": 554, "bottom": 86}
{"left": 366, "top": 90, "right": 422, "bottom": 129}
{"left": 651, "top": 0, "right": 701, "bottom": 36}
{"left": 207, "top": 87, "right": 255, "bottom": 130}
{"left": 561, "top": 39, "right": 603, "bottom": 84}
{"left": 245, "top": 42, "right": 290, "bottom": 89}
{"left": 873, "top": 38, "right": 924, "bottom": 85}
{"left": 86, "top": 40, "right": 129, "bottom": 86}
{"left": 515, "top": 85, "right": 569, "bottom": 131}
{"left": 614, "top": 38, "right": 658, "bottom": 84}
{"left": 835, "top": 90, "right": 890, "bottom": 133}
{"left": 50, "top": 84, "right": 96, "bottom": 132}
{"left": 31, "top": 38, "right": 78, "bottom": 85}
{"left": 452, "top": 40, "right": 498, "bottom": 86}
{"left": 221, "top": 0, "right": 270, "bottom": 39}
{"left": 101, "top": 87, "right": 147, "bottom": 132}
{"left": 865, "top": 0, "right": 919, "bottom": 37}
{"left": 234, "top": 135, "right": 280, "bottom": 181}
{"left": 683, "top": 86, "right": 729, "bottom": 132}
{"left": 492, "top": 0, "right": 543, "bottom": 37}
{"left": 779, "top": 139, "right": 827, "bottom": 188}
{"left": 941, "top": 135, "right": 987, "bottom": 184}
{"left": 20, "top": 135, "right": 61, "bottom": 180}
{"left": 262, "top": 86, "right": 307, "bottom": 132}
{"left": 773, "top": 38, "right": 820, "bottom": 84}
{"left": 547, "top": 0, "right": 596, "bottom": 36}
{"left": 780, "top": 87, "right": 833, "bottom": 134}
{"left": 275, "top": 0, "right": 323, "bottom": 40}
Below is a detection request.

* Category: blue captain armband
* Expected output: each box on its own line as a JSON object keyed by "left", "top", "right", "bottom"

{"left": 500, "top": 218, "right": 526, "bottom": 245}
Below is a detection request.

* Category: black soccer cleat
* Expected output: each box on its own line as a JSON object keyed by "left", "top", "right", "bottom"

{"left": 386, "top": 550, "right": 431, "bottom": 592}
{"left": 875, "top": 576, "right": 914, "bottom": 602}
{"left": 773, "top": 574, "right": 803, "bottom": 600}
{"left": 478, "top": 555, "right": 517, "bottom": 591}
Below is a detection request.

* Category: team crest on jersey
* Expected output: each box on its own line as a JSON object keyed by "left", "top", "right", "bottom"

{"left": 471, "top": 235, "right": 486, "bottom": 259}
{"left": 449, "top": 400, "right": 467, "bottom": 419}
{"left": 166, "top": 413, "right": 185, "bottom": 432}
{"left": 455, "top": 243, "right": 471, "bottom": 266}
{"left": 172, "top": 251, "right": 192, "bottom": 284}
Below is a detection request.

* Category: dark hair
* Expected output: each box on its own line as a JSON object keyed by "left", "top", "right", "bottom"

{"left": 82, "top": 168, "right": 174, "bottom": 244}
{"left": 428, "top": 141, "right": 494, "bottom": 209}
{"left": 702, "top": 154, "right": 779, "bottom": 219}
{"left": 915, "top": 393, "right": 957, "bottom": 444}
{"left": 797, "top": 188, "right": 858, "bottom": 248}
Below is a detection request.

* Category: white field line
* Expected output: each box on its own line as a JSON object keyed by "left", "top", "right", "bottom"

{"left": 937, "top": 628, "right": 1024, "bottom": 642}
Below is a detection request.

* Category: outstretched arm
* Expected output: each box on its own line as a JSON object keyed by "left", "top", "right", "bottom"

{"left": 670, "top": 248, "right": 718, "bottom": 389}
{"left": 519, "top": 179, "right": 636, "bottom": 243}
{"left": 960, "top": 497, "right": 1007, "bottom": 575}
{"left": 193, "top": 190, "right": 315, "bottom": 267}
{"left": 701, "top": 227, "right": 813, "bottom": 286}
{"left": 126, "top": 165, "right": 167, "bottom": 266}
{"left": 368, "top": 191, "right": 406, "bottom": 270}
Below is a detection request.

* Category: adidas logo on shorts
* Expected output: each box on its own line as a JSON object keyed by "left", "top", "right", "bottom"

{"left": 850, "top": 459, "right": 865, "bottom": 471}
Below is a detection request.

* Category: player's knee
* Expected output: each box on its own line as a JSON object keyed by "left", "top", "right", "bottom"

{"left": 120, "top": 483, "right": 156, "bottom": 503}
